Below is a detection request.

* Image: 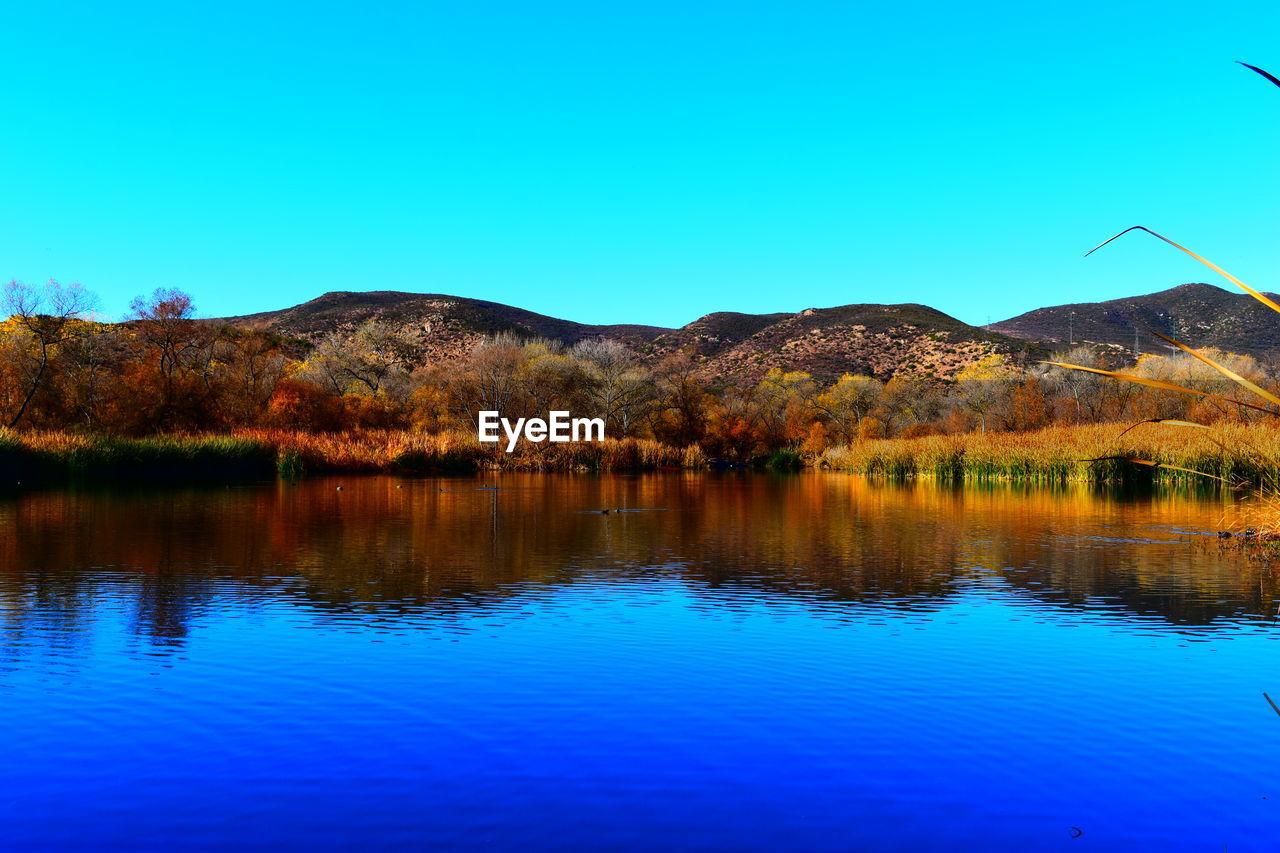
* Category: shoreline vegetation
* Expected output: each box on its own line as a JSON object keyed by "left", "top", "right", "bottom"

{"left": 3, "top": 422, "right": 1277, "bottom": 487}
{"left": 6, "top": 278, "right": 1280, "bottom": 492}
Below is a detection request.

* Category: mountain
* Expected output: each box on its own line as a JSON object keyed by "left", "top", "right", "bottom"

{"left": 216, "top": 282, "right": 1280, "bottom": 383}
{"left": 224, "top": 291, "right": 672, "bottom": 364}
{"left": 644, "top": 303, "right": 1037, "bottom": 382}
{"left": 986, "top": 282, "right": 1280, "bottom": 357}
{"left": 219, "top": 291, "right": 1040, "bottom": 383}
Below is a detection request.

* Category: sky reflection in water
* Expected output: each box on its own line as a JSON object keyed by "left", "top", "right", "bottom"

{"left": 1, "top": 473, "right": 1278, "bottom": 851}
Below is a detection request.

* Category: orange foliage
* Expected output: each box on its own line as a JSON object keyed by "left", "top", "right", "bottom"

{"left": 800, "top": 421, "right": 830, "bottom": 455}
{"left": 1008, "top": 376, "right": 1049, "bottom": 431}
{"left": 858, "top": 417, "right": 886, "bottom": 440}
{"left": 901, "top": 423, "right": 936, "bottom": 439}
{"left": 266, "top": 378, "right": 345, "bottom": 432}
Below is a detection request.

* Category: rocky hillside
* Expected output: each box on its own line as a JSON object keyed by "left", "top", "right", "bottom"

{"left": 643, "top": 303, "right": 1038, "bottom": 382}
{"left": 986, "top": 283, "right": 1280, "bottom": 357}
{"left": 219, "top": 292, "right": 1039, "bottom": 383}
{"left": 224, "top": 291, "right": 671, "bottom": 364}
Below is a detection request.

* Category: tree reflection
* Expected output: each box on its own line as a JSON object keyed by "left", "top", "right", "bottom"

{"left": 0, "top": 474, "right": 1273, "bottom": 657}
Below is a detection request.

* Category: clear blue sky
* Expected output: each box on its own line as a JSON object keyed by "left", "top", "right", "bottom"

{"left": 2, "top": 1, "right": 1277, "bottom": 328}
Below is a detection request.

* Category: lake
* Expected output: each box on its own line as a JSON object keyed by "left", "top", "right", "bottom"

{"left": 2, "top": 473, "right": 1278, "bottom": 850}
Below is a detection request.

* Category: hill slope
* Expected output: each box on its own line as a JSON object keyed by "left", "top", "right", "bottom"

{"left": 224, "top": 291, "right": 672, "bottom": 363}
{"left": 220, "top": 291, "right": 1040, "bottom": 383}
{"left": 986, "top": 283, "right": 1280, "bottom": 357}
{"left": 649, "top": 303, "right": 1038, "bottom": 382}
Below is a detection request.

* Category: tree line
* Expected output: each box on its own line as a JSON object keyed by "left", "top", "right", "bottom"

{"left": 3, "top": 280, "right": 1273, "bottom": 457}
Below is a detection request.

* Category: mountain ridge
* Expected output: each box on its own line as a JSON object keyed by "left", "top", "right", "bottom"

{"left": 217, "top": 281, "right": 1280, "bottom": 383}
{"left": 221, "top": 291, "right": 1040, "bottom": 382}
{"left": 985, "top": 282, "right": 1280, "bottom": 358}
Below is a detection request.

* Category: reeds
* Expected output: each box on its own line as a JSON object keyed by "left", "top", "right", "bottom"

{"left": 819, "top": 422, "right": 1280, "bottom": 486}
{"left": 242, "top": 429, "right": 690, "bottom": 474}
{"left": 1041, "top": 64, "right": 1280, "bottom": 489}
{"left": 237, "top": 428, "right": 483, "bottom": 473}
{"left": 1050, "top": 227, "right": 1280, "bottom": 422}
{"left": 0, "top": 430, "right": 277, "bottom": 485}
{"left": 6, "top": 423, "right": 1280, "bottom": 486}
{"left": 0, "top": 428, "right": 696, "bottom": 484}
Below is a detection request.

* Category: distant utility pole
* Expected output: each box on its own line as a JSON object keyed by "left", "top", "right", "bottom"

{"left": 1068, "top": 311, "right": 1076, "bottom": 345}
{"left": 1133, "top": 327, "right": 1140, "bottom": 358}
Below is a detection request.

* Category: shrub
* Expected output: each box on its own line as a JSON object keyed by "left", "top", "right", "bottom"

{"left": 765, "top": 449, "right": 803, "bottom": 472}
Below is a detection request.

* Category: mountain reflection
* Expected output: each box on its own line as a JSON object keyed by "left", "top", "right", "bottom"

{"left": 1, "top": 474, "right": 1275, "bottom": 652}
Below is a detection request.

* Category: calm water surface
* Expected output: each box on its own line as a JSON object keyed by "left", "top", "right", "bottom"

{"left": 2, "top": 473, "right": 1279, "bottom": 850}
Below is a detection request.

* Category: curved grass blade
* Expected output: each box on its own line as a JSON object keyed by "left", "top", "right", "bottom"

{"left": 1083, "top": 455, "right": 1159, "bottom": 466}
{"left": 1150, "top": 331, "right": 1280, "bottom": 408}
{"left": 1043, "top": 361, "right": 1276, "bottom": 414}
{"left": 1083, "top": 455, "right": 1229, "bottom": 484}
{"left": 1085, "top": 226, "right": 1280, "bottom": 316}
{"left": 1113, "top": 419, "right": 1246, "bottom": 468}
{"left": 1114, "top": 418, "right": 1209, "bottom": 441}
{"left": 1238, "top": 61, "right": 1280, "bottom": 89}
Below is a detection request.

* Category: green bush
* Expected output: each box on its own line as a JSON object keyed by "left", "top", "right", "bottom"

{"left": 764, "top": 449, "right": 804, "bottom": 472}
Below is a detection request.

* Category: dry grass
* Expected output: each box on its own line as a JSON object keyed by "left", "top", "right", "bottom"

{"left": 9, "top": 420, "right": 1280, "bottom": 487}
{"left": 480, "top": 435, "right": 684, "bottom": 472}
{"left": 237, "top": 428, "right": 480, "bottom": 473}
{"left": 1, "top": 427, "right": 694, "bottom": 483}
{"left": 0, "top": 429, "right": 276, "bottom": 484}
{"left": 224, "top": 429, "right": 686, "bottom": 474}
{"left": 0, "top": 428, "right": 690, "bottom": 477}
{"left": 819, "top": 422, "right": 1280, "bottom": 485}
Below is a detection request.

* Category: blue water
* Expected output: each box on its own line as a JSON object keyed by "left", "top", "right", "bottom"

{"left": 2, "top": 474, "right": 1278, "bottom": 850}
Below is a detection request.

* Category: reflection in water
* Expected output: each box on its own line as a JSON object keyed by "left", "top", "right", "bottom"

{"left": 2, "top": 474, "right": 1279, "bottom": 851}
{"left": 0, "top": 474, "right": 1270, "bottom": 650}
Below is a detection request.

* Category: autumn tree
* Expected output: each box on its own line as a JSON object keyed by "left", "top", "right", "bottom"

{"left": 750, "top": 368, "right": 817, "bottom": 448}
{"left": 2, "top": 280, "right": 98, "bottom": 428}
{"left": 125, "top": 288, "right": 223, "bottom": 430}
{"left": 812, "top": 374, "right": 883, "bottom": 443}
{"left": 800, "top": 421, "right": 830, "bottom": 455}
{"left": 1006, "top": 375, "right": 1050, "bottom": 432}
{"left": 57, "top": 324, "right": 128, "bottom": 430}
{"left": 1042, "top": 346, "right": 1123, "bottom": 425}
{"left": 650, "top": 352, "right": 713, "bottom": 448}
{"left": 214, "top": 329, "right": 291, "bottom": 425}
{"left": 303, "top": 319, "right": 420, "bottom": 399}
{"left": 519, "top": 340, "right": 581, "bottom": 415}
{"left": 265, "top": 377, "right": 345, "bottom": 431}
{"left": 703, "top": 386, "right": 756, "bottom": 459}
{"left": 571, "top": 338, "right": 655, "bottom": 436}
{"left": 896, "top": 378, "right": 945, "bottom": 432}
{"left": 877, "top": 377, "right": 926, "bottom": 436}
{"left": 443, "top": 333, "right": 529, "bottom": 429}
{"left": 950, "top": 354, "right": 1018, "bottom": 433}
